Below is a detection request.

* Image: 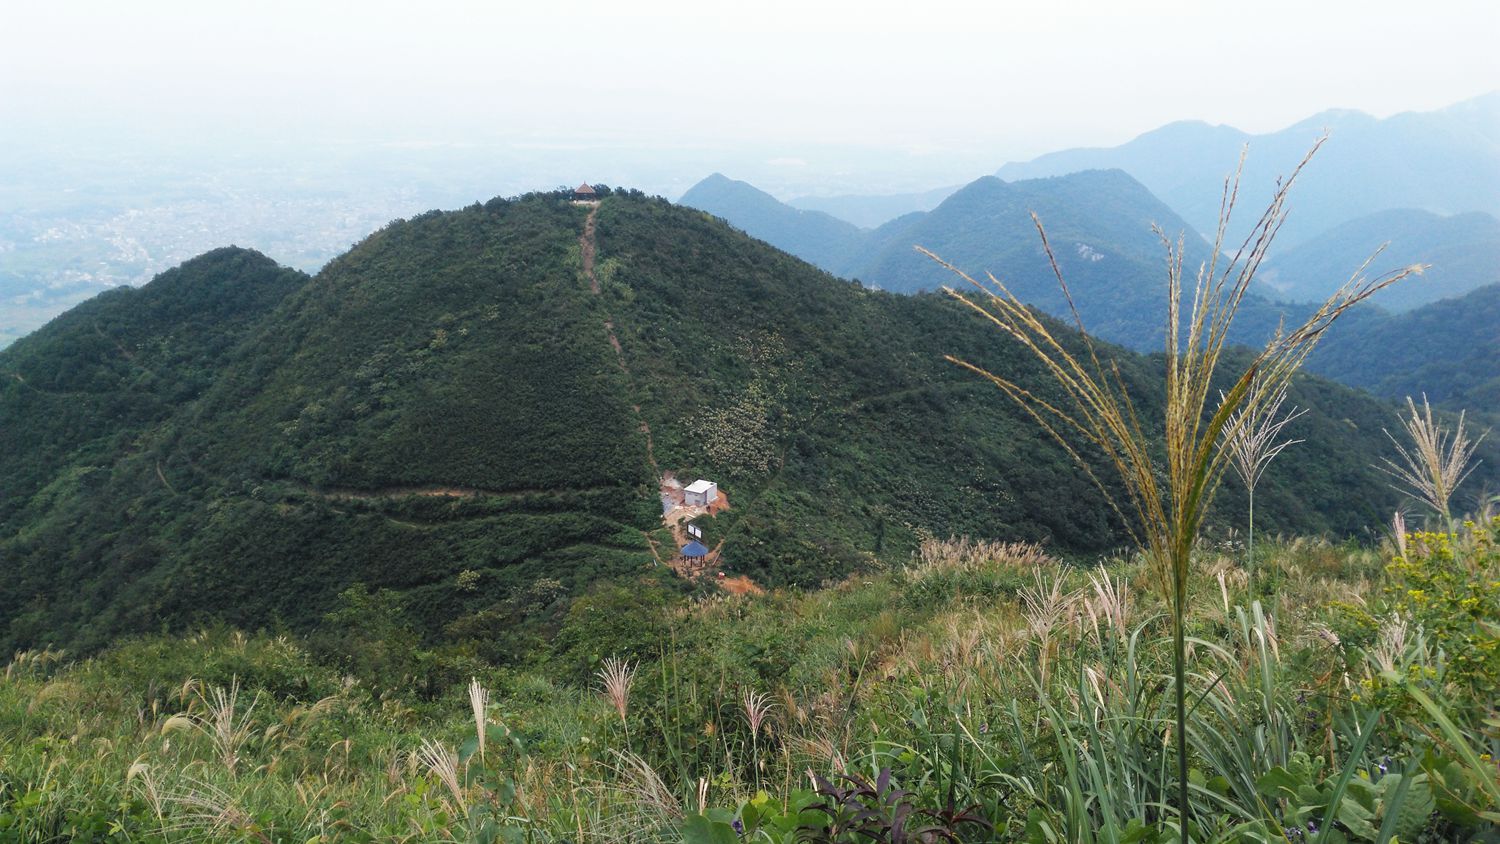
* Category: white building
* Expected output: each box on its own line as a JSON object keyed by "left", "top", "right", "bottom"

{"left": 683, "top": 479, "right": 718, "bottom": 508}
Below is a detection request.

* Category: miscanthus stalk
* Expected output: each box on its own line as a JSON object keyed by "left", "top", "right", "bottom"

{"left": 1221, "top": 385, "right": 1305, "bottom": 590}
{"left": 469, "top": 677, "right": 489, "bottom": 762}
{"left": 927, "top": 142, "right": 1417, "bottom": 842}
{"left": 598, "top": 656, "right": 637, "bottom": 750}
{"left": 1378, "top": 394, "right": 1487, "bottom": 525}
{"left": 741, "top": 688, "right": 774, "bottom": 791}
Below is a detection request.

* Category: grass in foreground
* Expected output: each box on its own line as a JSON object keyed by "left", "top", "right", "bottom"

{"left": 2, "top": 519, "right": 1497, "bottom": 842}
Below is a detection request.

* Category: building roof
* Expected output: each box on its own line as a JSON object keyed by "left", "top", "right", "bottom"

{"left": 680, "top": 540, "right": 710, "bottom": 558}
{"left": 574, "top": 182, "right": 596, "bottom": 195}
{"left": 684, "top": 479, "right": 716, "bottom": 494}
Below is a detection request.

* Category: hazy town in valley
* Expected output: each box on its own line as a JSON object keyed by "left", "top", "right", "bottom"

{"left": 2, "top": 2, "right": 1498, "bottom": 841}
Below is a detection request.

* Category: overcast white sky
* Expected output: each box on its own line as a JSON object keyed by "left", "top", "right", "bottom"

{"left": 2, "top": 0, "right": 1497, "bottom": 187}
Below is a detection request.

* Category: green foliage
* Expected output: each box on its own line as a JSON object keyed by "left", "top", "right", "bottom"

{"left": 1255, "top": 751, "right": 1437, "bottom": 842}
{"left": 1308, "top": 283, "right": 1500, "bottom": 415}
{"left": 1380, "top": 519, "right": 1500, "bottom": 711}
{"left": 0, "top": 535, "right": 1497, "bottom": 842}
{"left": 2, "top": 191, "right": 1490, "bottom": 663}
{"left": 308, "top": 584, "right": 429, "bottom": 693}
{"left": 549, "top": 579, "right": 681, "bottom": 684}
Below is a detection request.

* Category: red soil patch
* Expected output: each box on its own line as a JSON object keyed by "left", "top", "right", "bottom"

{"left": 705, "top": 490, "right": 730, "bottom": 514}
{"left": 717, "top": 575, "right": 764, "bottom": 596}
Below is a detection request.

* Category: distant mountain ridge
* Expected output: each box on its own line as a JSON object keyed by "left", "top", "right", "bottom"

{"left": 678, "top": 174, "right": 868, "bottom": 271}
{"left": 680, "top": 168, "right": 1500, "bottom": 416}
{"left": 681, "top": 168, "right": 1304, "bottom": 351}
{"left": 1261, "top": 208, "right": 1500, "bottom": 311}
{"left": 787, "top": 184, "right": 959, "bottom": 228}
{"left": 996, "top": 92, "right": 1500, "bottom": 249}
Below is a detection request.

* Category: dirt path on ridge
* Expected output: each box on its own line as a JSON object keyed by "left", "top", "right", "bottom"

{"left": 577, "top": 207, "right": 763, "bottom": 596}
{"left": 581, "top": 205, "right": 659, "bottom": 478}
{"left": 292, "top": 482, "right": 612, "bottom": 501}
{"left": 580, "top": 206, "right": 666, "bottom": 566}
{"left": 581, "top": 210, "right": 602, "bottom": 294}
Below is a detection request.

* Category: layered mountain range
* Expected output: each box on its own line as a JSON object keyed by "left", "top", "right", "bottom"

{"left": 681, "top": 98, "right": 1500, "bottom": 416}
{"left": 995, "top": 93, "right": 1500, "bottom": 249}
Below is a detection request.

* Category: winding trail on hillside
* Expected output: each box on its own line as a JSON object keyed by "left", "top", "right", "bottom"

{"left": 580, "top": 205, "right": 667, "bottom": 567}
{"left": 290, "top": 482, "right": 615, "bottom": 502}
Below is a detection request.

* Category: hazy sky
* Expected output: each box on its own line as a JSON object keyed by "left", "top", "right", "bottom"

{"left": 3, "top": 0, "right": 1497, "bottom": 187}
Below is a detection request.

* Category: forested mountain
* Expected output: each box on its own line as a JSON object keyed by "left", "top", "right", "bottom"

{"left": 996, "top": 93, "right": 1500, "bottom": 248}
{"left": 1, "top": 191, "right": 1483, "bottom": 655}
{"left": 677, "top": 173, "right": 867, "bottom": 270}
{"left": 1310, "top": 282, "right": 1500, "bottom": 415}
{"left": 1260, "top": 208, "right": 1500, "bottom": 311}
{"left": 684, "top": 169, "right": 1301, "bottom": 351}
{"left": 0, "top": 247, "right": 308, "bottom": 530}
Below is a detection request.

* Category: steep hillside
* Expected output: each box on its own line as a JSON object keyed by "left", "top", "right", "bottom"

{"left": 1310, "top": 282, "right": 1500, "bottom": 415}
{"left": 852, "top": 170, "right": 1206, "bottom": 285}
{"left": 1261, "top": 209, "right": 1500, "bottom": 311}
{"left": 678, "top": 173, "right": 867, "bottom": 270}
{"left": 1, "top": 191, "right": 1476, "bottom": 655}
{"left": 0, "top": 200, "right": 657, "bottom": 653}
{"left": 0, "top": 247, "right": 307, "bottom": 527}
{"left": 996, "top": 93, "right": 1500, "bottom": 248}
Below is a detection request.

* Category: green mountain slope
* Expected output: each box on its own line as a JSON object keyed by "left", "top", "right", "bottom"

{"left": 1310, "top": 282, "right": 1500, "bottom": 414}
{"left": 2, "top": 191, "right": 1482, "bottom": 655}
{"left": 846, "top": 171, "right": 1236, "bottom": 348}
{"left": 1261, "top": 209, "right": 1500, "bottom": 311}
{"left": 0, "top": 247, "right": 307, "bottom": 528}
{"left": 678, "top": 173, "right": 867, "bottom": 271}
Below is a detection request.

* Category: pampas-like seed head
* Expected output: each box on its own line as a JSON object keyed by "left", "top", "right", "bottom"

{"left": 414, "top": 738, "right": 467, "bottom": 812}
{"left": 741, "top": 688, "right": 774, "bottom": 737}
{"left": 598, "top": 657, "right": 636, "bottom": 725}
{"left": 468, "top": 677, "right": 489, "bottom": 761}
{"left": 1378, "top": 394, "right": 1488, "bottom": 522}
{"left": 928, "top": 142, "right": 1417, "bottom": 844}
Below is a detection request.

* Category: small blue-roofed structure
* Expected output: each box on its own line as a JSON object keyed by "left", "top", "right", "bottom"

{"left": 680, "top": 540, "right": 710, "bottom": 559}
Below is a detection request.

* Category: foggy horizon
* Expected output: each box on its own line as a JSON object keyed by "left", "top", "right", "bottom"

{"left": 3, "top": 0, "right": 1497, "bottom": 345}
{"left": 5, "top": 0, "right": 1499, "bottom": 198}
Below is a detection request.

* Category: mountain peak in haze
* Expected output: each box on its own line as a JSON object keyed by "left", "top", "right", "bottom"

{"left": 677, "top": 167, "right": 1278, "bottom": 351}
{"left": 996, "top": 95, "right": 1500, "bottom": 248}
{"left": 1262, "top": 208, "right": 1500, "bottom": 310}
